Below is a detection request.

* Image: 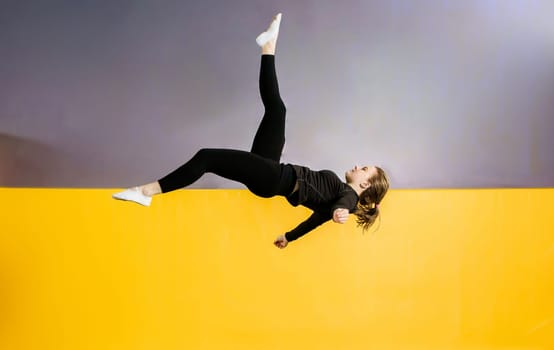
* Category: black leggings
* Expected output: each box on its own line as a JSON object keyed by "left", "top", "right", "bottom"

{"left": 157, "top": 55, "right": 294, "bottom": 198}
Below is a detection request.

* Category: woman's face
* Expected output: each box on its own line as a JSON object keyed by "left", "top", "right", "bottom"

{"left": 345, "top": 165, "right": 378, "bottom": 186}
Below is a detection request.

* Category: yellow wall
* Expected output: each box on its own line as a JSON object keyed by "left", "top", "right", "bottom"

{"left": 1, "top": 188, "right": 553, "bottom": 350}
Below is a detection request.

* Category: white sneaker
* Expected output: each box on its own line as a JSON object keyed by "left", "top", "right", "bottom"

{"left": 112, "top": 187, "right": 152, "bottom": 206}
{"left": 256, "top": 13, "right": 282, "bottom": 47}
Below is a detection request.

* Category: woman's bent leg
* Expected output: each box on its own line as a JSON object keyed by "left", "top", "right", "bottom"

{"left": 158, "top": 148, "right": 283, "bottom": 198}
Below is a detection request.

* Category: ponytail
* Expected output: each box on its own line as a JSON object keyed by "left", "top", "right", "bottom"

{"left": 354, "top": 167, "right": 389, "bottom": 231}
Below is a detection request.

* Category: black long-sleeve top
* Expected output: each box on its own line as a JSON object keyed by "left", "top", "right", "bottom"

{"left": 283, "top": 164, "right": 359, "bottom": 242}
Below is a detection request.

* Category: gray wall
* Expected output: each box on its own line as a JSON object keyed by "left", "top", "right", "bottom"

{"left": 1, "top": 0, "right": 553, "bottom": 188}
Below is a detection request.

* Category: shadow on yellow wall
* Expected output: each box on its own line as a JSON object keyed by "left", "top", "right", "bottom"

{"left": 1, "top": 188, "right": 553, "bottom": 350}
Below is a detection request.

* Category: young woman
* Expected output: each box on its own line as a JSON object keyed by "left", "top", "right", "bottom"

{"left": 113, "top": 13, "right": 390, "bottom": 249}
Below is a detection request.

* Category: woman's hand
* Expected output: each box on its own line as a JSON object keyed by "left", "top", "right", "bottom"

{"left": 274, "top": 234, "right": 288, "bottom": 249}
{"left": 332, "top": 208, "right": 349, "bottom": 224}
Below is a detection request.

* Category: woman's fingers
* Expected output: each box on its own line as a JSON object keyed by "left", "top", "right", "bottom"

{"left": 333, "top": 208, "right": 349, "bottom": 223}
{"left": 273, "top": 235, "right": 288, "bottom": 249}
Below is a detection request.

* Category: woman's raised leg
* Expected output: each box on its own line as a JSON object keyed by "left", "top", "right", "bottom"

{"left": 250, "top": 14, "right": 287, "bottom": 162}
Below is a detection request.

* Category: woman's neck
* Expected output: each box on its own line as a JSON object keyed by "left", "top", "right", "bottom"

{"left": 347, "top": 182, "right": 364, "bottom": 196}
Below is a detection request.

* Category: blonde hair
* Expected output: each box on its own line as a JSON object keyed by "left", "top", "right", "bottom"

{"left": 354, "top": 166, "right": 389, "bottom": 231}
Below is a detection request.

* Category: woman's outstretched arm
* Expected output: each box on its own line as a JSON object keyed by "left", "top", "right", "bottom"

{"left": 273, "top": 212, "right": 329, "bottom": 248}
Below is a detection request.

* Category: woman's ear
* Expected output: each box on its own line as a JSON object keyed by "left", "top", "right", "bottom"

{"left": 361, "top": 180, "right": 371, "bottom": 189}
